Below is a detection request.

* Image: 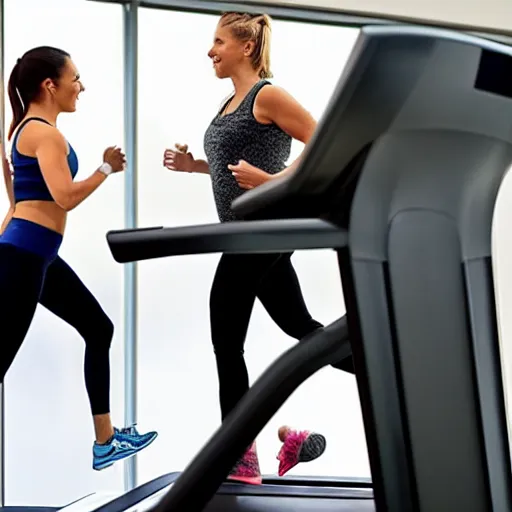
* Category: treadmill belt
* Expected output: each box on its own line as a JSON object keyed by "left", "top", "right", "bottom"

{"left": 206, "top": 495, "right": 374, "bottom": 511}
{"left": 207, "top": 477, "right": 374, "bottom": 510}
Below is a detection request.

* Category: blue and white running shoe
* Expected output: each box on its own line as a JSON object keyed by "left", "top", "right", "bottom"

{"left": 93, "top": 424, "right": 158, "bottom": 471}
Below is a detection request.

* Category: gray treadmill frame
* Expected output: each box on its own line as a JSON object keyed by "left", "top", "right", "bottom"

{"left": 232, "top": 25, "right": 512, "bottom": 511}
{"left": 104, "top": 24, "right": 512, "bottom": 512}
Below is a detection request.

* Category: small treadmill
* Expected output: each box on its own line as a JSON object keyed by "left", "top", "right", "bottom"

{"left": 61, "top": 22, "right": 512, "bottom": 512}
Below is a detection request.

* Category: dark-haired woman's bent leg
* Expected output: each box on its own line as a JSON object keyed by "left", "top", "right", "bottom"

{"left": 38, "top": 255, "right": 158, "bottom": 470}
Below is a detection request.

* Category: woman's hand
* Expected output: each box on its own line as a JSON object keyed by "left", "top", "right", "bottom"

{"left": 163, "top": 144, "right": 196, "bottom": 173}
{"left": 103, "top": 146, "right": 127, "bottom": 172}
{"left": 227, "top": 159, "right": 273, "bottom": 190}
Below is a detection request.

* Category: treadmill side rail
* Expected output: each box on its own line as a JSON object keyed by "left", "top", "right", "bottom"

{"left": 106, "top": 219, "right": 347, "bottom": 263}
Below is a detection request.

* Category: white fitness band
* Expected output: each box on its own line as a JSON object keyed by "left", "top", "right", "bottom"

{"left": 98, "top": 162, "right": 113, "bottom": 176}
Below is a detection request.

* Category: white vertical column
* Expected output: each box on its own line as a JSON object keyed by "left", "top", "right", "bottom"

{"left": 123, "top": 0, "right": 138, "bottom": 493}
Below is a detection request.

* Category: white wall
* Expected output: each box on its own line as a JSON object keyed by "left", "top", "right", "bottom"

{"left": 135, "top": 8, "right": 370, "bottom": 484}
{"left": 2, "top": 0, "right": 128, "bottom": 505}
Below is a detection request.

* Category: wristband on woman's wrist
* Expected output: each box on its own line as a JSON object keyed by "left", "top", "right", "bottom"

{"left": 98, "top": 162, "right": 113, "bottom": 176}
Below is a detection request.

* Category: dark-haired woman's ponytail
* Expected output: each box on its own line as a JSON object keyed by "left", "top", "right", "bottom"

{"left": 7, "top": 60, "right": 25, "bottom": 141}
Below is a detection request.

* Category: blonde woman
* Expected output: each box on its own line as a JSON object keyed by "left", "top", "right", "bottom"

{"left": 163, "top": 13, "right": 326, "bottom": 484}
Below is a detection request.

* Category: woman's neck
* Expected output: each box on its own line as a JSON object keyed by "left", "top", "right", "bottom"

{"left": 25, "top": 104, "right": 59, "bottom": 126}
{"left": 230, "top": 72, "right": 261, "bottom": 97}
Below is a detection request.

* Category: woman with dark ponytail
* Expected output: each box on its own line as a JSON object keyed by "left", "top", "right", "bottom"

{"left": 0, "top": 46, "right": 158, "bottom": 471}
{"left": 7, "top": 59, "right": 26, "bottom": 140}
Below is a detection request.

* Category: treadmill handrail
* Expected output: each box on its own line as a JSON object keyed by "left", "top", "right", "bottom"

{"left": 106, "top": 218, "right": 347, "bottom": 263}
{"left": 151, "top": 319, "right": 351, "bottom": 512}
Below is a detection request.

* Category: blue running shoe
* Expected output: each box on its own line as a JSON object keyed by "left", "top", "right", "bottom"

{"left": 93, "top": 424, "right": 158, "bottom": 471}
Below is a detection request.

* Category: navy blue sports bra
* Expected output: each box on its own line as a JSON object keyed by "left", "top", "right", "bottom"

{"left": 11, "top": 117, "right": 79, "bottom": 204}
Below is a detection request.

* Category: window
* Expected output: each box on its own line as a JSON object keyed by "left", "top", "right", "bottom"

{"left": 135, "top": 7, "right": 368, "bottom": 483}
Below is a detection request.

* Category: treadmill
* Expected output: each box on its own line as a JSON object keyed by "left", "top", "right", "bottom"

{"left": 58, "top": 23, "right": 512, "bottom": 512}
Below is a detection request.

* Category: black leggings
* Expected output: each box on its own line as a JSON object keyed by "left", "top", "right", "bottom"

{"left": 0, "top": 244, "right": 113, "bottom": 415}
{"left": 210, "top": 252, "right": 323, "bottom": 420}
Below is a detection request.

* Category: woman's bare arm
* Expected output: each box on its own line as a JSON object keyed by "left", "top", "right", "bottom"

{"left": 34, "top": 126, "right": 108, "bottom": 212}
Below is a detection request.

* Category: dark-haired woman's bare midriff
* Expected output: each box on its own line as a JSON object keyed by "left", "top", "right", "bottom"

{"left": 12, "top": 200, "right": 67, "bottom": 234}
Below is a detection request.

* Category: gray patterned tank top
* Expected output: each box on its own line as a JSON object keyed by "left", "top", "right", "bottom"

{"left": 203, "top": 80, "right": 292, "bottom": 222}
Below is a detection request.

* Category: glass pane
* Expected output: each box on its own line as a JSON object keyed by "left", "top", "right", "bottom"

{"left": 136, "top": 7, "right": 368, "bottom": 484}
